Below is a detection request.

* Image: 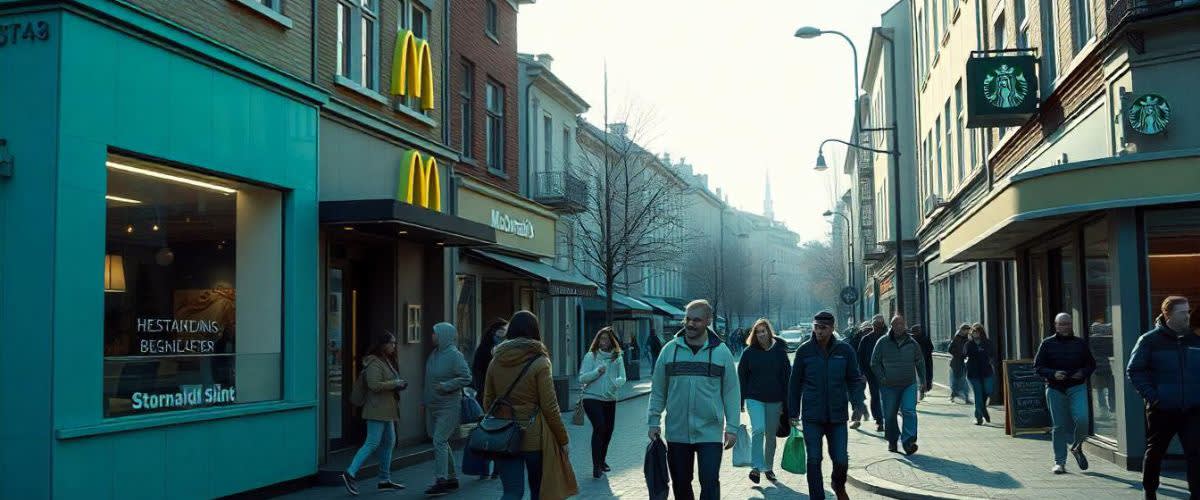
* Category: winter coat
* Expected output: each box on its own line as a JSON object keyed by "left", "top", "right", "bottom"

{"left": 471, "top": 332, "right": 501, "bottom": 400}
{"left": 1127, "top": 323, "right": 1200, "bottom": 410}
{"left": 1033, "top": 333, "right": 1096, "bottom": 392}
{"left": 579, "top": 350, "right": 627, "bottom": 401}
{"left": 949, "top": 334, "right": 969, "bottom": 372}
{"left": 913, "top": 332, "right": 935, "bottom": 388}
{"left": 361, "top": 354, "right": 403, "bottom": 422}
{"left": 482, "top": 338, "right": 569, "bottom": 452}
{"left": 788, "top": 337, "right": 866, "bottom": 423}
{"left": 870, "top": 331, "right": 928, "bottom": 388}
{"left": 424, "top": 323, "right": 474, "bottom": 409}
{"left": 647, "top": 328, "right": 741, "bottom": 444}
{"left": 647, "top": 334, "right": 665, "bottom": 359}
{"left": 963, "top": 338, "right": 995, "bottom": 379}
{"left": 737, "top": 336, "right": 791, "bottom": 407}
{"left": 856, "top": 329, "right": 883, "bottom": 378}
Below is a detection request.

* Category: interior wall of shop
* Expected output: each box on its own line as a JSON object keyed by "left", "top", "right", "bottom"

{"left": 0, "top": 7, "right": 322, "bottom": 498}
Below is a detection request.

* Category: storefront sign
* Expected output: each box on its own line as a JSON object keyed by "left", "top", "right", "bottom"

{"left": 0, "top": 21, "right": 50, "bottom": 47}
{"left": 966, "top": 55, "right": 1039, "bottom": 128}
{"left": 879, "top": 277, "right": 894, "bottom": 295}
{"left": 549, "top": 282, "right": 591, "bottom": 297}
{"left": 131, "top": 384, "right": 236, "bottom": 411}
{"left": 398, "top": 149, "right": 441, "bottom": 211}
{"left": 857, "top": 130, "right": 877, "bottom": 251}
{"left": 1127, "top": 93, "right": 1171, "bottom": 135}
{"left": 391, "top": 29, "right": 435, "bottom": 110}
{"left": 491, "top": 209, "right": 535, "bottom": 239}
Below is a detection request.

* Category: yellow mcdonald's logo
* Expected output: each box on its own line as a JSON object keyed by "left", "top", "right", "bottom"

{"left": 398, "top": 150, "right": 441, "bottom": 212}
{"left": 390, "top": 29, "right": 435, "bottom": 111}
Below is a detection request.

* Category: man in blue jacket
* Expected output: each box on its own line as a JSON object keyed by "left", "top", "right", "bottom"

{"left": 856, "top": 315, "right": 887, "bottom": 432}
{"left": 1127, "top": 296, "right": 1200, "bottom": 499}
{"left": 1033, "top": 312, "right": 1096, "bottom": 475}
{"left": 789, "top": 311, "right": 866, "bottom": 500}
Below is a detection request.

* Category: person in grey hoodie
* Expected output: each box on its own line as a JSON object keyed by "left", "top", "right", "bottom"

{"left": 647, "top": 299, "right": 741, "bottom": 500}
{"left": 870, "top": 315, "right": 927, "bottom": 456}
{"left": 422, "top": 322, "right": 473, "bottom": 496}
{"left": 578, "top": 326, "right": 627, "bottom": 478}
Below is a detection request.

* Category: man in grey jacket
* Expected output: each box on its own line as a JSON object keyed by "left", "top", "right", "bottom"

{"left": 870, "top": 315, "right": 927, "bottom": 456}
{"left": 423, "top": 322, "right": 474, "bottom": 496}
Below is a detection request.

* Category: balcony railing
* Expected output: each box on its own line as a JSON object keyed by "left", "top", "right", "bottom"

{"left": 1108, "top": 0, "right": 1199, "bottom": 31}
{"left": 533, "top": 170, "right": 588, "bottom": 213}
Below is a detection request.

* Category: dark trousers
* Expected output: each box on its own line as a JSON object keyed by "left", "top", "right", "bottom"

{"left": 582, "top": 398, "right": 616, "bottom": 468}
{"left": 1143, "top": 407, "right": 1200, "bottom": 495}
{"left": 496, "top": 451, "right": 542, "bottom": 500}
{"left": 666, "top": 442, "right": 722, "bottom": 500}
{"left": 802, "top": 422, "right": 849, "bottom": 500}
{"left": 865, "top": 373, "right": 883, "bottom": 423}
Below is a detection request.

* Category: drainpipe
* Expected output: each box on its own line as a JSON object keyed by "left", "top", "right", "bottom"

{"left": 522, "top": 67, "right": 543, "bottom": 197}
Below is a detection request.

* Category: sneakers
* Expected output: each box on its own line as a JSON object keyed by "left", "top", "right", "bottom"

{"left": 749, "top": 469, "right": 761, "bottom": 484}
{"left": 765, "top": 470, "right": 778, "bottom": 483}
{"left": 1071, "top": 444, "right": 1089, "bottom": 470}
{"left": 602, "top": 463, "right": 611, "bottom": 472}
{"left": 1052, "top": 464, "right": 1066, "bottom": 474}
{"left": 983, "top": 409, "right": 992, "bottom": 423}
{"left": 833, "top": 483, "right": 851, "bottom": 500}
{"left": 377, "top": 480, "right": 406, "bottom": 491}
{"left": 888, "top": 442, "right": 899, "bottom": 453}
{"left": 975, "top": 418, "right": 983, "bottom": 425}
{"left": 876, "top": 422, "right": 885, "bottom": 432}
{"left": 341, "top": 472, "right": 359, "bottom": 496}
{"left": 424, "top": 478, "right": 457, "bottom": 497}
{"left": 904, "top": 442, "right": 919, "bottom": 456}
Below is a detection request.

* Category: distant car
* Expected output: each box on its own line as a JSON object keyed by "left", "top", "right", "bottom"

{"left": 779, "top": 329, "right": 805, "bottom": 352}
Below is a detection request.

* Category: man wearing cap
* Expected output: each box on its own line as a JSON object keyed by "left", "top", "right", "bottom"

{"left": 788, "top": 311, "right": 867, "bottom": 500}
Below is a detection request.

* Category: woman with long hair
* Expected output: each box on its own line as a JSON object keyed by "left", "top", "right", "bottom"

{"left": 736, "top": 318, "right": 791, "bottom": 484}
{"left": 483, "top": 311, "right": 576, "bottom": 499}
{"left": 963, "top": 323, "right": 996, "bottom": 425}
{"left": 578, "top": 326, "right": 627, "bottom": 478}
{"left": 468, "top": 319, "right": 507, "bottom": 480}
{"left": 342, "top": 332, "right": 408, "bottom": 495}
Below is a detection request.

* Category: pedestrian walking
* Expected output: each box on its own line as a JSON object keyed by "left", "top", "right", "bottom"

{"left": 342, "top": 332, "right": 408, "bottom": 495}
{"left": 870, "top": 315, "right": 926, "bottom": 456}
{"left": 788, "top": 311, "right": 867, "bottom": 500}
{"left": 421, "top": 323, "right": 473, "bottom": 496}
{"left": 737, "top": 318, "right": 790, "bottom": 484}
{"left": 647, "top": 299, "right": 741, "bottom": 500}
{"left": 856, "top": 316, "right": 887, "bottom": 432}
{"left": 1127, "top": 296, "right": 1200, "bottom": 498}
{"left": 483, "top": 310, "right": 576, "bottom": 500}
{"left": 579, "top": 326, "right": 627, "bottom": 479}
{"left": 1033, "top": 312, "right": 1096, "bottom": 475}
{"left": 848, "top": 321, "right": 873, "bottom": 430}
{"left": 646, "top": 330, "right": 665, "bottom": 375}
{"left": 962, "top": 323, "right": 995, "bottom": 425}
{"left": 910, "top": 324, "right": 934, "bottom": 399}
{"left": 468, "top": 320, "right": 506, "bottom": 480}
{"left": 948, "top": 324, "right": 973, "bottom": 404}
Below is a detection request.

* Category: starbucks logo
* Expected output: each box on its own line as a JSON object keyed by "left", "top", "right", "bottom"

{"left": 1128, "top": 94, "right": 1171, "bottom": 135}
{"left": 982, "top": 64, "right": 1030, "bottom": 109}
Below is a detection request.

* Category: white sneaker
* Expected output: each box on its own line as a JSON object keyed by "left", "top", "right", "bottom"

{"left": 1052, "top": 464, "right": 1066, "bottom": 474}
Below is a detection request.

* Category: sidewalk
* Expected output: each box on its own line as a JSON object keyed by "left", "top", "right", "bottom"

{"left": 845, "top": 386, "right": 1190, "bottom": 499}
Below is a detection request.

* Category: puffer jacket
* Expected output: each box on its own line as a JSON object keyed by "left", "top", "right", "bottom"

{"left": 1033, "top": 333, "right": 1096, "bottom": 392}
{"left": 647, "top": 328, "right": 741, "bottom": 444}
{"left": 579, "top": 350, "right": 627, "bottom": 401}
{"left": 361, "top": 354, "right": 403, "bottom": 421}
{"left": 788, "top": 337, "right": 865, "bottom": 423}
{"left": 483, "top": 338, "right": 569, "bottom": 452}
{"left": 1127, "top": 323, "right": 1200, "bottom": 410}
{"left": 423, "top": 323, "right": 473, "bottom": 408}
{"left": 870, "top": 331, "right": 927, "bottom": 388}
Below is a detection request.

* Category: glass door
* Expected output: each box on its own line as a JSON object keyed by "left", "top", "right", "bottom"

{"left": 326, "top": 263, "right": 364, "bottom": 452}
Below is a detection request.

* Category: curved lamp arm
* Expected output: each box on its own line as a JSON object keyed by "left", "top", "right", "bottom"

{"left": 819, "top": 138, "right": 895, "bottom": 156}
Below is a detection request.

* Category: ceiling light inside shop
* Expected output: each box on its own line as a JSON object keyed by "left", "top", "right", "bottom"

{"left": 105, "top": 195, "right": 142, "bottom": 204}
{"left": 1150, "top": 253, "right": 1200, "bottom": 259}
{"left": 398, "top": 231, "right": 408, "bottom": 235}
{"left": 106, "top": 161, "right": 237, "bottom": 195}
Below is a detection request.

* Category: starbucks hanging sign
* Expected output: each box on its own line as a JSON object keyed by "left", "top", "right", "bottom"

{"left": 1127, "top": 93, "right": 1171, "bottom": 135}
{"left": 966, "top": 55, "right": 1039, "bottom": 128}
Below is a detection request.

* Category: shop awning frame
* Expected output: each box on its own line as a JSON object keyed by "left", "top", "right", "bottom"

{"left": 586, "top": 288, "right": 654, "bottom": 315}
{"left": 467, "top": 250, "right": 597, "bottom": 297}
{"left": 320, "top": 199, "right": 496, "bottom": 247}
{"left": 640, "top": 296, "right": 687, "bottom": 319}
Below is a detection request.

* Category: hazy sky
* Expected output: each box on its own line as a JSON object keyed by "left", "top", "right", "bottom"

{"left": 518, "top": 0, "right": 902, "bottom": 242}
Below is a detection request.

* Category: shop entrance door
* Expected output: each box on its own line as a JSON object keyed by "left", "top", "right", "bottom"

{"left": 326, "top": 245, "right": 389, "bottom": 453}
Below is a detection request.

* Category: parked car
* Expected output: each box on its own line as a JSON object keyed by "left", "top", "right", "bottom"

{"left": 779, "top": 329, "right": 805, "bottom": 352}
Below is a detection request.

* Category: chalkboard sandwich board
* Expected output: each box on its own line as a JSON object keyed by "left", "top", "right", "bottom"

{"left": 1003, "top": 359, "right": 1051, "bottom": 436}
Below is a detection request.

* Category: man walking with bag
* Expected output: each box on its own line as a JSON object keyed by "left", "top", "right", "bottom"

{"left": 870, "top": 315, "right": 926, "bottom": 456}
{"left": 647, "top": 299, "right": 741, "bottom": 500}
{"left": 788, "top": 311, "right": 867, "bottom": 500}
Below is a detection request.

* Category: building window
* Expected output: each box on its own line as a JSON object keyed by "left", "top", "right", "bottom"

{"left": 256, "top": 0, "right": 282, "bottom": 12}
{"left": 1071, "top": 0, "right": 1093, "bottom": 52}
{"left": 935, "top": 116, "right": 943, "bottom": 195}
{"left": 1082, "top": 219, "right": 1115, "bottom": 440}
{"left": 932, "top": 0, "right": 941, "bottom": 54}
{"left": 944, "top": 99, "right": 953, "bottom": 187}
{"left": 486, "top": 80, "right": 505, "bottom": 173}
{"left": 396, "top": 0, "right": 429, "bottom": 111}
{"left": 955, "top": 81, "right": 965, "bottom": 182}
{"left": 460, "top": 61, "right": 475, "bottom": 158}
{"left": 1016, "top": 0, "right": 1030, "bottom": 49}
{"left": 923, "top": 134, "right": 932, "bottom": 203}
{"left": 562, "top": 126, "right": 571, "bottom": 169}
{"left": 335, "top": 0, "right": 379, "bottom": 90}
{"left": 940, "top": 0, "right": 949, "bottom": 34}
{"left": 485, "top": 0, "right": 499, "bottom": 38}
{"left": 543, "top": 115, "right": 554, "bottom": 172}
{"left": 103, "top": 155, "right": 283, "bottom": 418}
{"left": 993, "top": 14, "right": 1006, "bottom": 51}
{"left": 916, "top": 10, "right": 925, "bottom": 79}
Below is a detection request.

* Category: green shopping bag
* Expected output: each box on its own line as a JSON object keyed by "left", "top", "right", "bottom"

{"left": 780, "top": 426, "right": 806, "bottom": 474}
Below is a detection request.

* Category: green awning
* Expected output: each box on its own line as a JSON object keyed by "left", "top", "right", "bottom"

{"left": 640, "top": 296, "right": 687, "bottom": 319}
{"left": 468, "top": 250, "right": 597, "bottom": 297}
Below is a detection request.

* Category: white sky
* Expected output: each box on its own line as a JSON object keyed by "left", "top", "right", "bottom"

{"left": 518, "top": 0, "right": 902, "bottom": 242}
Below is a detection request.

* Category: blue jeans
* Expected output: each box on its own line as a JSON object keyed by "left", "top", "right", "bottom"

{"left": 746, "top": 399, "right": 782, "bottom": 471}
{"left": 949, "top": 366, "right": 972, "bottom": 401}
{"left": 802, "top": 421, "right": 849, "bottom": 500}
{"left": 968, "top": 377, "right": 994, "bottom": 420}
{"left": 667, "top": 442, "right": 723, "bottom": 500}
{"left": 1046, "top": 384, "right": 1088, "bottom": 465}
{"left": 347, "top": 420, "right": 396, "bottom": 481}
{"left": 880, "top": 384, "right": 919, "bottom": 446}
{"left": 496, "top": 451, "right": 543, "bottom": 500}
{"left": 865, "top": 374, "right": 883, "bottom": 423}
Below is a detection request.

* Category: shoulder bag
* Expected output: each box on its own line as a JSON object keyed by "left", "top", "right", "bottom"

{"left": 467, "top": 355, "right": 542, "bottom": 458}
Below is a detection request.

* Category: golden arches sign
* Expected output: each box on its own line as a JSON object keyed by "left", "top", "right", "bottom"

{"left": 390, "top": 29, "right": 435, "bottom": 111}
{"left": 398, "top": 150, "right": 441, "bottom": 212}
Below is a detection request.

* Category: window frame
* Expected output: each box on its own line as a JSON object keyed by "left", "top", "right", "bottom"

{"left": 542, "top": 114, "right": 554, "bottom": 173}
{"left": 955, "top": 81, "right": 965, "bottom": 183}
{"left": 485, "top": 0, "right": 499, "bottom": 40}
{"left": 1071, "top": 0, "right": 1094, "bottom": 52}
{"left": 935, "top": 116, "right": 944, "bottom": 195}
{"left": 460, "top": 60, "right": 476, "bottom": 159}
{"left": 485, "top": 80, "right": 506, "bottom": 175}
{"left": 334, "top": 0, "right": 380, "bottom": 91}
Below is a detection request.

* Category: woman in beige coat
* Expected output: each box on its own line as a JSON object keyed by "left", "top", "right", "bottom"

{"left": 342, "top": 332, "right": 408, "bottom": 496}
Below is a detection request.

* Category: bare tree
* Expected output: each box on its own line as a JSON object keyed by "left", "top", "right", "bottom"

{"left": 573, "top": 111, "right": 693, "bottom": 324}
{"left": 796, "top": 240, "right": 845, "bottom": 314}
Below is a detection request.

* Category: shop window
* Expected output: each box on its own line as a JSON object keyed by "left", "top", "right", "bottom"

{"left": 1147, "top": 208, "right": 1200, "bottom": 330}
{"left": 930, "top": 276, "right": 952, "bottom": 351}
{"left": 1084, "top": 219, "right": 1116, "bottom": 440}
{"left": 455, "top": 275, "right": 478, "bottom": 361}
{"left": 103, "top": 155, "right": 283, "bottom": 418}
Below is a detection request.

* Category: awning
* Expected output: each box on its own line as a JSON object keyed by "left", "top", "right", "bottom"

{"left": 468, "top": 250, "right": 597, "bottom": 297}
{"left": 640, "top": 296, "right": 687, "bottom": 319}
{"left": 320, "top": 199, "right": 495, "bottom": 247}
{"left": 587, "top": 288, "right": 654, "bottom": 314}
{"left": 939, "top": 152, "right": 1200, "bottom": 262}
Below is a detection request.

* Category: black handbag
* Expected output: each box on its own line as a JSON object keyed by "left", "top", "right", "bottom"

{"left": 468, "top": 355, "right": 542, "bottom": 459}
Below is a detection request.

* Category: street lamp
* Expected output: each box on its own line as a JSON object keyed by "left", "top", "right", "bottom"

{"left": 814, "top": 151, "right": 828, "bottom": 172}
{"left": 824, "top": 209, "right": 855, "bottom": 322}
{"left": 794, "top": 26, "right": 861, "bottom": 130}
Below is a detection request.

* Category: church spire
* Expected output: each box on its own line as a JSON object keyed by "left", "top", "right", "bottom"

{"left": 764, "top": 170, "right": 775, "bottom": 221}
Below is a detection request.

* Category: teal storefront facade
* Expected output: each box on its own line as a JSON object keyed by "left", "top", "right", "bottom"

{"left": 0, "top": 1, "right": 323, "bottom": 498}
